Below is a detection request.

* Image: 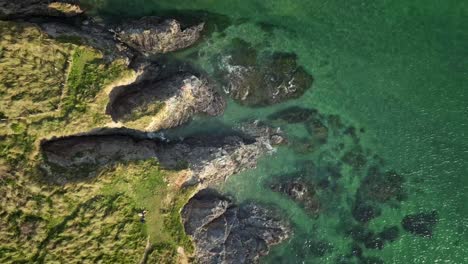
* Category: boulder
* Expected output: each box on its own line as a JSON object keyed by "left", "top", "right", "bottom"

{"left": 181, "top": 189, "right": 291, "bottom": 264}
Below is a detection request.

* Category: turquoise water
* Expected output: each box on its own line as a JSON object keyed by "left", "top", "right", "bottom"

{"left": 88, "top": 0, "right": 467, "bottom": 263}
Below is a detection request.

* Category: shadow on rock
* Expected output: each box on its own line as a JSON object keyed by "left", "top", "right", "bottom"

{"left": 40, "top": 123, "right": 285, "bottom": 185}
{"left": 106, "top": 62, "right": 226, "bottom": 131}
{"left": 181, "top": 188, "right": 291, "bottom": 264}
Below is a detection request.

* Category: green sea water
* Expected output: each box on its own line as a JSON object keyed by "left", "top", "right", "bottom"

{"left": 86, "top": 0, "right": 467, "bottom": 263}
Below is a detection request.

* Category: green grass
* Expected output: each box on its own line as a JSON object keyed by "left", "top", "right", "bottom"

{"left": 100, "top": 160, "right": 194, "bottom": 261}
{"left": 61, "top": 47, "right": 128, "bottom": 116}
{"left": 0, "top": 21, "right": 73, "bottom": 119}
{"left": 0, "top": 20, "right": 191, "bottom": 264}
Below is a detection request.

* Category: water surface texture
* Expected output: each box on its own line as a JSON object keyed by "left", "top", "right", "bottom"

{"left": 87, "top": 1, "right": 467, "bottom": 263}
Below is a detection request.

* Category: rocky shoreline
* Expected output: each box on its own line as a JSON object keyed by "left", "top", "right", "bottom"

{"left": 1, "top": 2, "right": 297, "bottom": 262}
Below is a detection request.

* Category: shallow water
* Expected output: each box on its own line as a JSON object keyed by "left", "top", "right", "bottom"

{"left": 87, "top": 0, "right": 468, "bottom": 262}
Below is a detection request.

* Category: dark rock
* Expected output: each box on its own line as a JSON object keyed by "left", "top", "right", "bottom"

{"left": 360, "top": 256, "right": 384, "bottom": 264}
{"left": 350, "top": 243, "right": 363, "bottom": 257}
{"left": 0, "top": 0, "right": 83, "bottom": 19}
{"left": 40, "top": 123, "right": 282, "bottom": 185}
{"left": 106, "top": 70, "right": 226, "bottom": 131}
{"left": 325, "top": 165, "right": 342, "bottom": 179}
{"left": 38, "top": 19, "right": 135, "bottom": 62}
{"left": 352, "top": 202, "right": 381, "bottom": 223}
{"left": 308, "top": 240, "right": 333, "bottom": 257}
{"left": 346, "top": 225, "right": 374, "bottom": 243}
{"left": 359, "top": 167, "right": 405, "bottom": 203}
{"left": 364, "top": 236, "right": 384, "bottom": 250}
{"left": 341, "top": 147, "right": 367, "bottom": 170}
{"left": 267, "top": 107, "right": 317, "bottom": 124}
{"left": 113, "top": 17, "right": 204, "bottom": 56}
{"left": 305, "top": 118, "right": 329, "bottom": 143}
{"left": 344, "top": 126, "right": 360, "bottom": 143}
{"left": 378, "top": 226, "right": 399, "bottom": 242}
{"left": 402, "top": 211, "right": 438, "bottom": 237}
{"left": 270, "top": 177, "right": 320, "bottom": 215}
{"left": 181, "top": 189, "right": 291, "bottom": 264}
{"left": 216, "top": 39, "right": 313, "bottom": 106}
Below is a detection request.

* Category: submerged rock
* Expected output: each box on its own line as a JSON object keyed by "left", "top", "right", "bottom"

{"left": 181, "top": 189, "right": 291, "bottom": 264}
{"left": 40, "top": 123, "right": 284, "bottom": 185}
{"left": 358, "top": 167, "right": 405, "bottom": 203}
{"left": 378, "top": 226, "right": 400, "bottom": 243}
{"left": 106, "top": 68, "right": 226, "bottom": 131}
{"left": 352, "top": 201, "right": 381, "bottom": 223}
{"left": 402, "top": 211, "right": 438, "bottom": 237}
{"left": 350, "top": 243, "right": 363, "bottom": 257}
{"left": 360, "top": 256, "right": 384, "bottom": 264}
{"left": 347, "top": 224, "right": 400, "bottom": 251}
{"left": 341, "top": 147, "right": 367, "bottom": 170}
{"left": 305, "top": 118, "right": 329, "bottom": 143}
{"left": 0, "top": 0, "right": 83, "bottom": 19}
{"left": 269, "top": 177, "right": 320, "bottom": 215}
{"left": 215, "top": 39, "right": 313, "bottom": 106}
{"left": 113, "top": 17, "right": 204, "bottom": 56}
{"left": 267, "top": 107, "right": 317, "bottom": 124}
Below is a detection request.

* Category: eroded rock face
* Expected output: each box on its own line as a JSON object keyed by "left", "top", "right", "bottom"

{"left": 114, "top": 17, "right": 204, "bottom": 56}
{"left": 181, "top": 189, "right": 291, "bottom": 264}
{"left": 40, "top": 123, "right": 284, "bottom": 185}
{"left": 215, "top": 39, "right": 313, "bottom": 106}
{"left": 0, "top": 0, "right": 83, "bottom": 19}
{"left": 106, "top": 68, "right": 226, "bottom": 131}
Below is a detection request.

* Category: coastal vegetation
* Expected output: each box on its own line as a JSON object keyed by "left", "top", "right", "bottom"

{"left": 0, "top": 20, "right": 190, "bottom": 263}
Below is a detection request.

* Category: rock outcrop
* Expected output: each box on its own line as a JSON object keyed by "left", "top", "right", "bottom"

{"left": 37, "top": 18, "right": 135, "bottom": 62}
{"left": 215, "top": 39, "right": 313, "bottom": 106}
{"left": 181, "top": 189, "right": 291, "bottom": 264}
{"left": 106, "top": 66, "right": 226, "bottom": 131}
{"left": 113, "top": 17, "right": 204, "bottom": 56}
{"left": 40, "top": 123, "right": 284, "bottom": 185}
{"left": 0, "top": 0, "right": 83, "bottom": 19}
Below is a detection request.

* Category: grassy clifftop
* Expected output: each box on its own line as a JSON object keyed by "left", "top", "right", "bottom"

{"left": 0, "top": 21, "right": 193, "bottom": 263}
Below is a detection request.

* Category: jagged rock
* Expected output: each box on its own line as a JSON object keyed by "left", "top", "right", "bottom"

{"left": 40, "top": 123, "right": 284, "bottom": 185}
{"left": 215, "top": 39, "right": 313, "bottom": 106}
{"left": 113, "top": 17, "right": 204, "bottom": 56}
{"left": 181, "top": 189, "right": 291, "bottom": 264}
{"left": 106, "top": 68, "right": 226, "bottom": 131}
{"left": 402, "top": 211, "right": 438, "bottom": 237}
{"left": 269, "top": 177, "right": 320, "bottom": 215}
{"left": 0, "top": 0, "right": 83, "bottom": 19}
